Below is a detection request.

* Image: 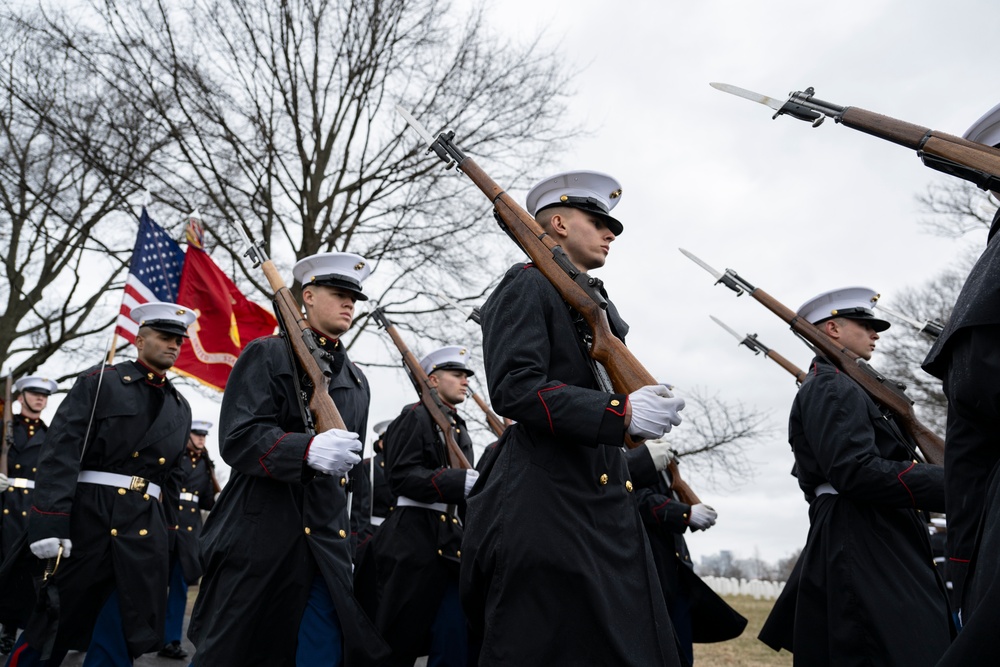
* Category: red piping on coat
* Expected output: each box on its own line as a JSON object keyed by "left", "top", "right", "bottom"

{"left": 537, "top": 384, "right": 567, "bottom": 434}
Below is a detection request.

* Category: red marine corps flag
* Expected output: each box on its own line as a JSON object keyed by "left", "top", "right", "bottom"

{"left": 173, "top": 215, "right": 277, "bottom": 390}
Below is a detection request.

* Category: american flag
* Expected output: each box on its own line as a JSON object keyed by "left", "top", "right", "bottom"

{"left": 115, "top": 208, "right": 186, "bottom": 343}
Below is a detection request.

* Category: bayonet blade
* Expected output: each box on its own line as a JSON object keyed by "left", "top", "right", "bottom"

{"left": 710, "top": 315, "right": 744, "bottom": 343}
{"left": 710, "top": 82, "right": 786, "bottom": 111}
{"left": 875, "top": 304, "right": 924, "bottom": 331}
{"left": 395, "top": 105, "right": 437, "bottom": 149}
{"left": 678, "top": 248, "right": 724, "bottom": 281}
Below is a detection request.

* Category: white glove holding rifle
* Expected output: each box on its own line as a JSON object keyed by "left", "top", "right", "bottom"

{"left": 306, "top": 429, "right": 363, "bottom": 476}
{"left": 689, "top": 503, "right": 718, "bottom": 530}
{"left": 0, "top": 473, "right": 9, "bottom": 493}
{"left": 30, "top": 537, "right": 73, "bottom": 559}
{"left": 628, "top": 384, "right": 685, "bottom": 440}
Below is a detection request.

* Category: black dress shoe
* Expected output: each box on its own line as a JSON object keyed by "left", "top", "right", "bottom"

{"left": 157, "top": 641, "right": 189, "bottom": 660}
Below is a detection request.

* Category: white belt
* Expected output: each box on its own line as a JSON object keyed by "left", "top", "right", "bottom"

{"left": 79, "top": 471, "right": 161, "bottom": 498}
{"left": 814, "top": 482, "right": 839, "bottom": 496}
{"left": 396, "top": 496, "right": 447, "bottom": 513}
{"left": 11, "top": 478, "right": 35, "bottom": 489}
{"left": 179, "top": 492, "right": 199, "bottom": 502}
{"left": 370, "top": 515, "right": 386, "bottom": 526}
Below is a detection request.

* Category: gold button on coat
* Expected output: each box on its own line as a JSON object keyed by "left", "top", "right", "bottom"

{"left": 339, "top": 529, "right": 347, "bottom": 538}
{"left": 610, "top": 399, "right": 620, "bottom": 407}
{"left": 118, "top": 488, "right": 127, "bottom": 495}
{"left": 132, "top": 452, "right": 139, "bottom": 458}
{"left": 305, "top": 527, "right": 311, "bottom": 535}
{"left": 158, "top": 458, "right": 166, "bottom": 465}
{"left": 187, "top": 526, "right": 193, "bottom": 531}
{"left": 440, "top": 514, "right": 447, "bottom": 522}
{"left": 599, "top": 474, "right": 609, "bottom": 485}
{"left": 625, "top": 480, "right": 633, "bottom": 492}
{"left": 139, "top": 529, "right": 148, "bottom": 536}
{"left": 340, "top": 477, "right": 346, "bottom": 486}
{"left": 111, "top": 529, "right": 118, "bottom": 536}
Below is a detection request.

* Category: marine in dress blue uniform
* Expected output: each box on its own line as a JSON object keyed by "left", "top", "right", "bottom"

{"left": 923, "top": 103, "right": 1000, "bottom": 665}
{"left": 156, "top": 420, "right": 217, "bottom": 660}
{"left": 461, "top": 171, "right": 685, "bottom": 666}
{"left": 365, "top": 346, "right": 477, "bottom": 666}
{"left": 758, "top": 288, "right": 951, "bottom": 666}
{"left": 187, "top": 253, "right": 389, "bottom": 666}
{"left": 0, "top": 376, "right": 57, "bottom": 654}
{"left": 2, "top": 302, "right": 195, "bottom": 666}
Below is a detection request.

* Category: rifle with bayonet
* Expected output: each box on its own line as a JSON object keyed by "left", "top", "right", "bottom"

{"left": 231, "top": 221, "right": 347, "bottom": 434}
{"left": 711, "top": 83, "right": 1000, "bottom": 192}
{"left": 1, "top": 373, "right": 12, "bottom": 477}
{"left": 368, "top": 307, "right": 471, "bottom": 470}
{"left": 396, "top": 107, "right": 700, "bottom": 505}
{"left": 431, "top": 292, "right": 506, "bottom": 438}
{"left": 710, "top": 316, "right": 808, "bottom": 384}
{"left": 876, "top": 304, "right": 943, "bottom": 339}
{"left": 682, "top": 248, "right": 944, "bottom": 466}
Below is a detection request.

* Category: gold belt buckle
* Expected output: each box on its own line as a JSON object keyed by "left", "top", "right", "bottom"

{"left": 129, "top": 476, "right": 149, "bottom": 493}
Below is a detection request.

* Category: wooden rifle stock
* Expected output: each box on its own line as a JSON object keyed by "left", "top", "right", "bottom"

{"left": 1, "top": 374, "right": 12, "bottom": 477}
{"left": 471, "top": 390, "right": 505, "bottom": 438}
{"left": 370, "top": 309, "right": 471, "bottom": 470}
{"left": 775, "top": 88, "right": 1000, "bottom": 190}
{"left": 412, "top": 133, "right": 699, "bottom": 502}
{"left": 234, "top": 228, "right": 346, "bottom": 434}
{"left": 765, "top": 349, "right": 808, "bottom": 385}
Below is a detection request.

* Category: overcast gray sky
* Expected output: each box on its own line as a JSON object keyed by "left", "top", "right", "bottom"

{"left": 32, "top": 0, "right": 999, "bottom": 565}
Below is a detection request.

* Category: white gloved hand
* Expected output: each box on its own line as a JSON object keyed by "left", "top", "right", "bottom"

{"left": 463, "top": 469, "right": 480, "bottom": 497}
{"left": 0, "top": 473, "right": 9, "bottom": 492}
{"left": 306, "top": 429, "right": 363, "bottom": 476}
{"left": 30, "top": 537, "right": 73, "bottom": 559}
{"left": 644, "top": 440, "right": 672, "bottom": 472}
{"left": 628, "top": 384, "right": 685, "bottom": 440}
{"left": 689, "top": 503, "right": 718, "bottom": 530}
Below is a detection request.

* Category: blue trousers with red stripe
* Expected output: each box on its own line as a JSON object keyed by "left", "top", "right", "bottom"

{"left": 4, "top": 590, "right": 128, "bottom": 666}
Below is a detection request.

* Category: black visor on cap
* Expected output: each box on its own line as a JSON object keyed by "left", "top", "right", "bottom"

{"left": 539, "top": 197, "right": 623, "bottom": 236}
{"left": 22, "top": 388, "right": 52, "bottom": 397}
{"left": 431, "top": 362, "right": 475, "bottom": 377}
{"left": 191, "top": 429, "right": 209, "bottom": 435}
{"left": 140, "top": 319, "right": 191, "bottom": 338}
{"left": 823, "top": 307, "right": 891, "bottom": 333}
{"left": 308, "top": 274, "right": 369, "bottom": 301}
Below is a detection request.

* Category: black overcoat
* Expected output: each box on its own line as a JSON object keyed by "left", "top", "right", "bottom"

{"left": 0, "top": 416, "right": 48, "bottom": 626}
{"left": 922, "top": 212, "right": 1000, "bottom": 610}
{"left": 758, "top": 356, "right": 951, "bottom": 666}
{"left": 364, "top": 402, "right": 474, "bottom": 659}
{"left": 461, "top": 263, "right": 681, "bottom": 666}
{"left": 629, "top": 448, "right": 747, "bottom": 665}
{"left": 1, "top": 416, "right": 48, "bottom": 559}
{"left": 922, "top": 213, "right": 1000, "bottom": 665}
{"left": 172, "top": 452, "right": 216, "bottom": 583}
{"left": 11, "top": 360, "right": 189, "bottom": 656}
{"left": 187, "top": 334, "right": 389, "bottom": 666}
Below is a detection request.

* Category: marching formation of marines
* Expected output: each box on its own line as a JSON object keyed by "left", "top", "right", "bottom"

{"left": 1, "top": 91, "right": 1000, "bottom": 667}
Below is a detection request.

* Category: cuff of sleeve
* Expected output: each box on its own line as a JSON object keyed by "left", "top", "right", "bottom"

{"left": 432, "top": 468, "right": 468, "bottom": 504}
{"left": 597, "top": 393, "right": 628, "bottom": 445}
{"left": 257, "top": 432, "right": 313, "bottom": 482}
{"left": 28, "top": 508, "right": 71, "bottom": 542}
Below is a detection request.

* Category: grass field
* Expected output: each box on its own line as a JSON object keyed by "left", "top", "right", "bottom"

{"left": 693, "top": 595, "right": 792, "bottom": 667}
